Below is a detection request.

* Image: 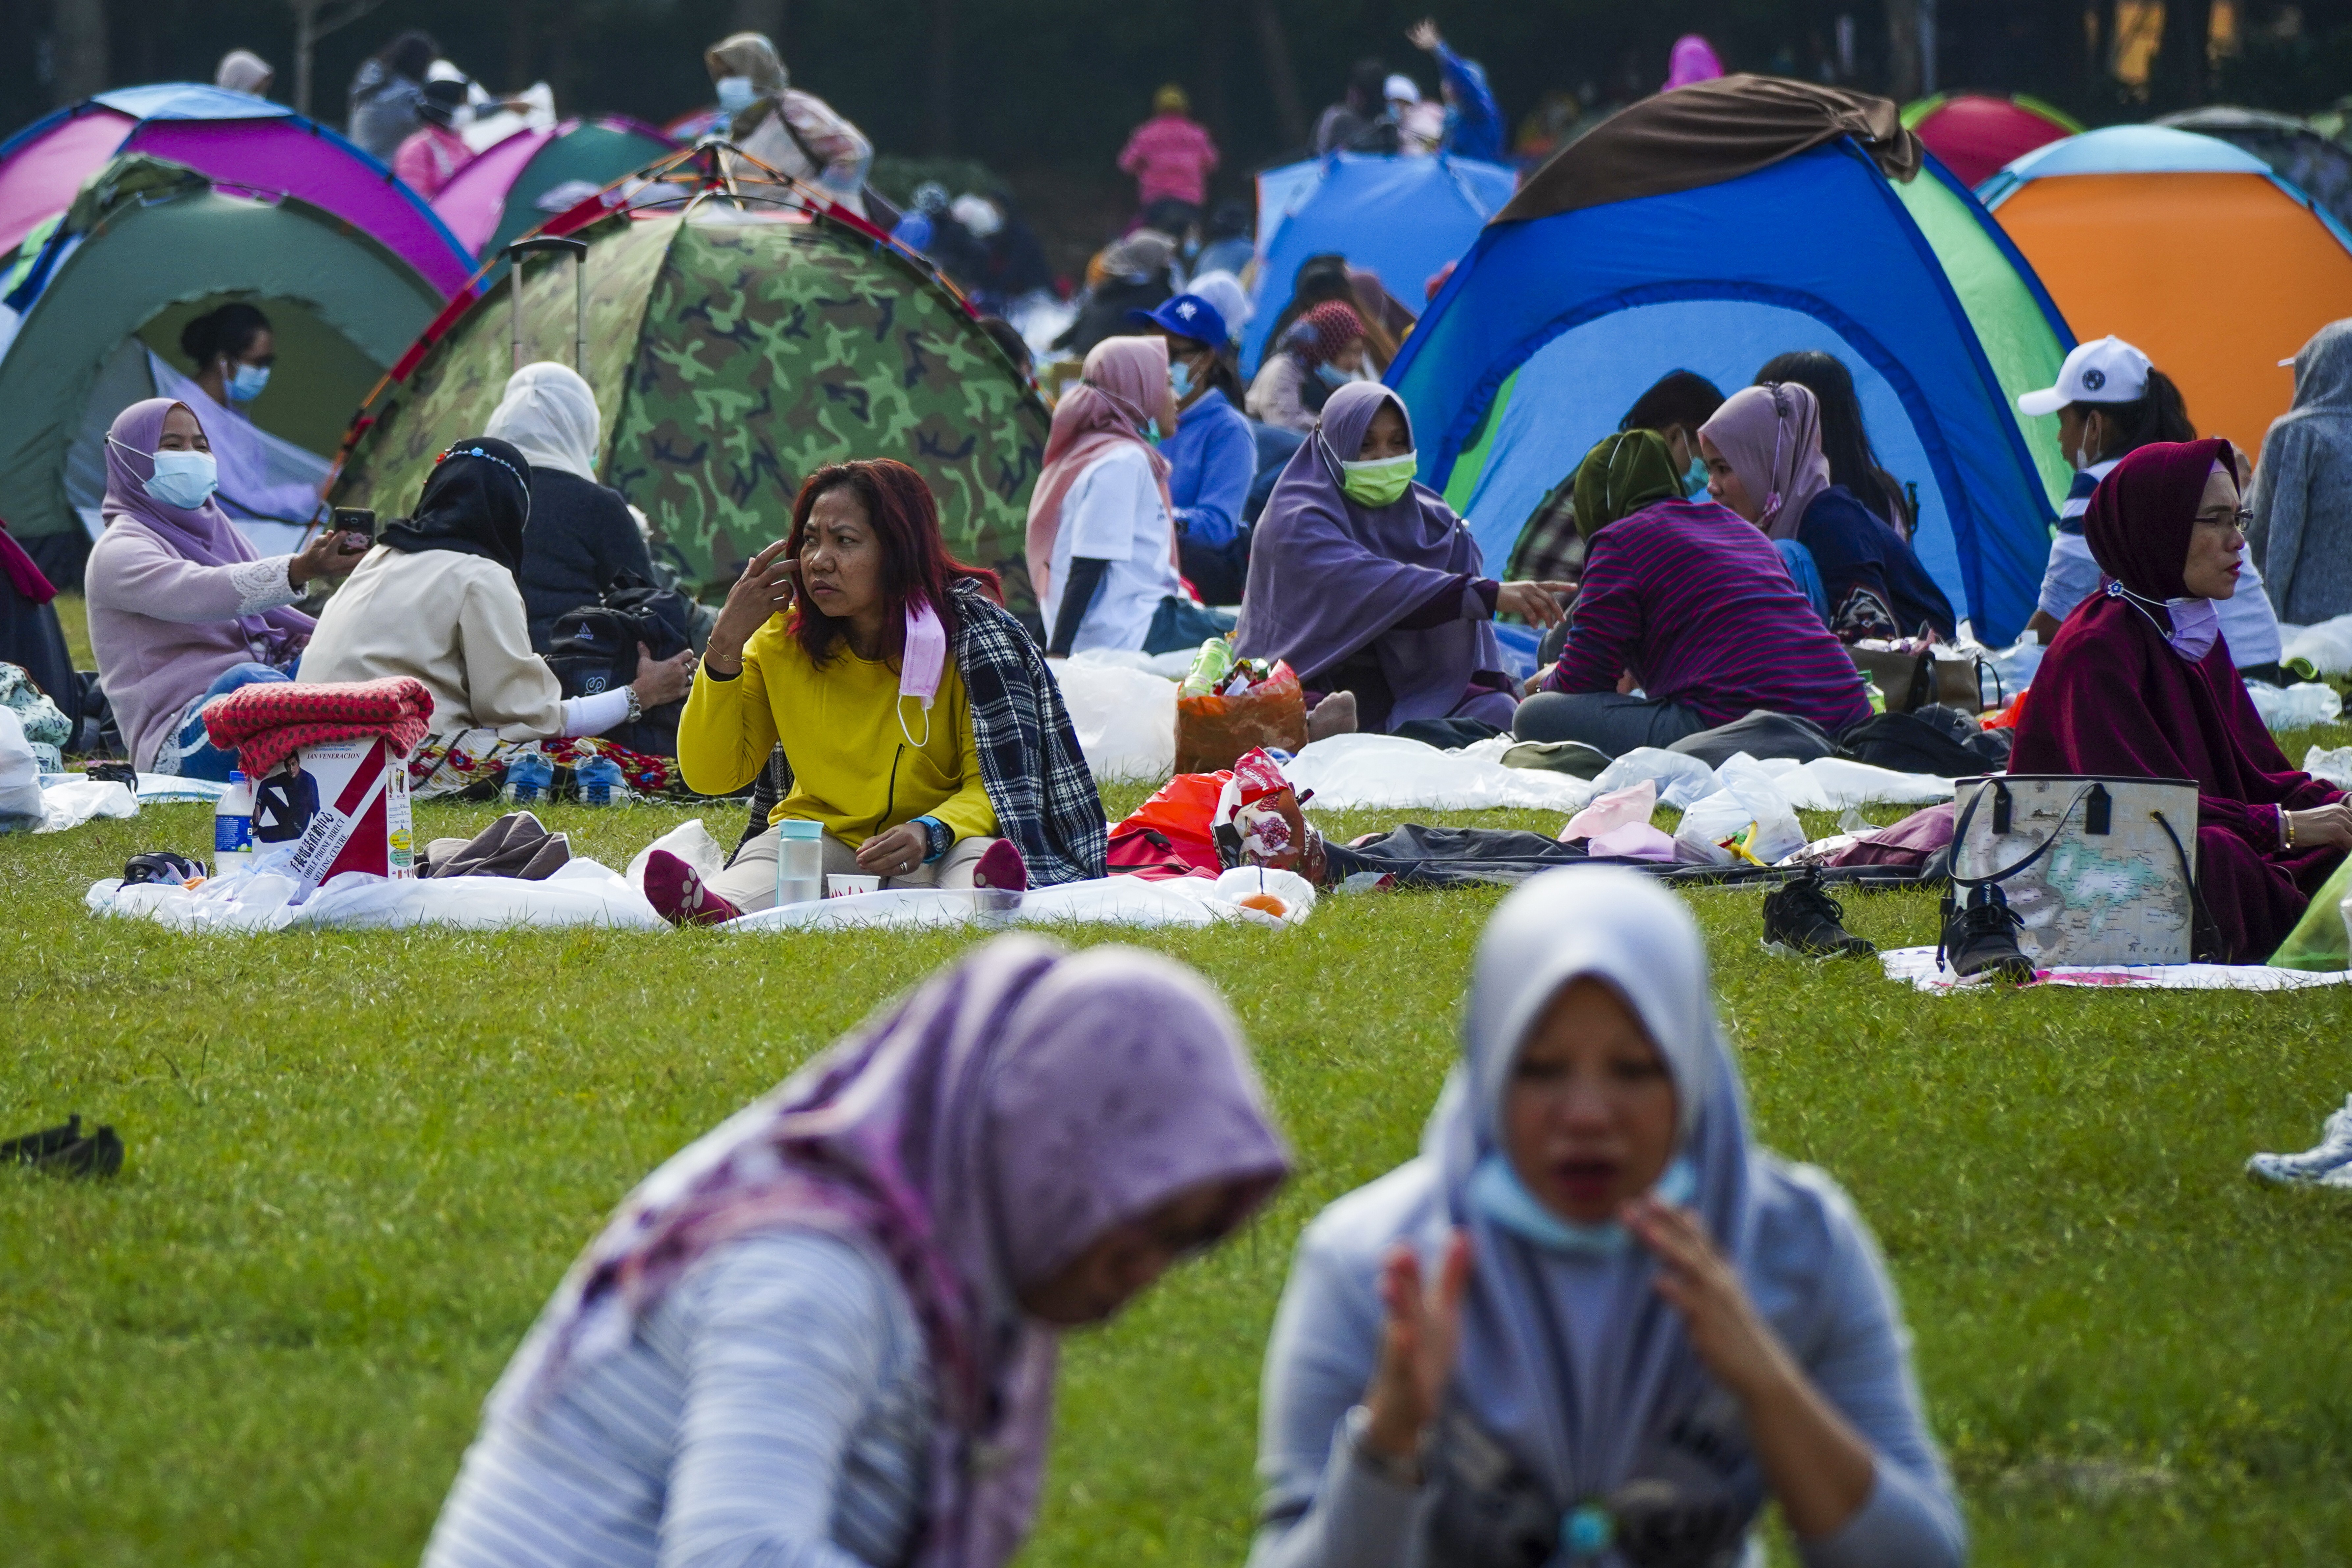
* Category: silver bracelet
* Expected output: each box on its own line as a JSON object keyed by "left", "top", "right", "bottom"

{"left": 624, "top": 683, "right": 644, "bottom": 725}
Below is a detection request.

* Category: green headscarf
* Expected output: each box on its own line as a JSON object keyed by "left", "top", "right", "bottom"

{"left": 1571, "top": 430, "right": 1683, "bottom": 540}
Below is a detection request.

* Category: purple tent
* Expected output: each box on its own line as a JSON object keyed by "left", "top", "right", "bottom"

{"left": 0, "top": 83, "right": 475, "bottom": 298}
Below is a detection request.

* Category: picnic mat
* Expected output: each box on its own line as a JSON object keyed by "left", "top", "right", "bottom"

{"left": 1881, "top": 946, "right": 2352, "bottom": 994}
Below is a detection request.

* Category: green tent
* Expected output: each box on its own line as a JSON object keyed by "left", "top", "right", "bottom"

{"left": 0, "top": 156, "right": 448, "bottom": 555}
{"left": 332, "top": 196, "right": 1049, "bottom": 610}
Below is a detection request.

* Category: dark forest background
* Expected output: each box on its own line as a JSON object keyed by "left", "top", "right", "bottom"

{"left": 5, "top": 0, "right": 2351, "bottom": 241}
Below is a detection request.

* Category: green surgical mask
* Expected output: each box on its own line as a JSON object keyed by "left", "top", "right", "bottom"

{"left": 1340, "top": 451, "right": 1417, "bottom": 507}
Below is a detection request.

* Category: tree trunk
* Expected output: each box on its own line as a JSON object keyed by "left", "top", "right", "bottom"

{"left": 291, "top": 0, "right": 317, "bottom": 118}
{"left": 51, "top": 0, "right": 109, "bottom": 103}
{"left": 1883, "top": 0, "right": 1921, "bottom": 99}
{"left": 926, "top": 0, "right": 954, "bottom": 154}
{"left": 1202, "top": 0, "right": 1231, "bottom": 156}
{"left": 1252, "top": 0, "right": 1307, "bottom": 150}
{"left": 508, "top": 0, "right": 532, "bottom": 93}
{"left": 2159, "top": 0, "right": 2215, "bottom": 104}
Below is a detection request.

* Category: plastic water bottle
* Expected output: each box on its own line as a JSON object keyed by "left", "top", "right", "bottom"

{"left": 213, "top": 769, "right": 254, "bottom": 872}
{"left": 504, "top": 751, "right": 555, "bottom": 805}
{"left": 774, "top": 819, "right": 824, "bottom": 907}
{"left": 576, "top": 756, "right": 625, "bottom": 807}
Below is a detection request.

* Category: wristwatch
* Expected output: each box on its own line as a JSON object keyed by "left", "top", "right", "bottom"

{"left": 916, "top": 815, "right": 953, "bottom": 863}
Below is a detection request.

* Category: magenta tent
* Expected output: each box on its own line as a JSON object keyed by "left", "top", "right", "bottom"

{"left": 0, "top": 83, "right": 476, "bottom": 298}
{"left": 431, "top": 115, "right": 676, "bottom": 260}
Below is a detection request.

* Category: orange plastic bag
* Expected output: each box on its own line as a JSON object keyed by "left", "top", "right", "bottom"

{"left": 1175, "top": 661, "right": 1306, "bottom": 775}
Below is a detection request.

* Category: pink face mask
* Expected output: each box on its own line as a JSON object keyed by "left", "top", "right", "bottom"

{"left": 898, "top": 597, "right": 947, "bottom": 747}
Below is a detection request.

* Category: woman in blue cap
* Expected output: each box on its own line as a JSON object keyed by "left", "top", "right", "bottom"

{"left": 1134, "top": 292, "right": 1259, "bottom": 604}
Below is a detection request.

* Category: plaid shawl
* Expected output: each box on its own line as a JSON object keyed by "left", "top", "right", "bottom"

{"left": 738, "top": 581, "right": 1107, "bottom": 884}
{"left": 202, "top": 677, "right": 434, "bottom": 778}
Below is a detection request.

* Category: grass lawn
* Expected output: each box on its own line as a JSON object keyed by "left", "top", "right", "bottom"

{"left": 10, "top": 596, "right": 2352, "bottom": 1563}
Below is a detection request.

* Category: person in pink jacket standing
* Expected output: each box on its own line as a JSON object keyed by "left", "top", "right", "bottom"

{"left": 1117, "top": 85, "right": 1219, "bottom": 232}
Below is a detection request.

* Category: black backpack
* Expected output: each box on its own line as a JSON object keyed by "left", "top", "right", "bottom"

{"left": 1837, "top": 704, "right": 2014, "bottom": 777}
{"left": 544, "top": 572, "right": 696, "bottom": 755}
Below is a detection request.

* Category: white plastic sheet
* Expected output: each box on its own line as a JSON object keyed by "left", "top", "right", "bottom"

{"left": 727, "top": 872, "right": 1308, "bottom": 933}
{"left": 1283, "top": 733, "right": 1600, "bottom": 811}
{"left": 37, "top": 777, "right": 139, "bottom": 834}
{"left": 88, "top": 860, "right": 667, "bottom": 932}
{"left": 2307, "top": 745, "right": 2352, "bottom": 790}
{"left": 1055, "top": 656, "right": 1178, "bottom": 781}
{"left": 1587, "top": 747, "right": 1719, "bottom": 808}
{"left": 1881, "top": 945, "right": 2352, "bottom": 994}
{"left": 2281, "top": 612, "right": 2352, "bottom": 676}
{"left": 1755, "top": 756, "right": 1956, "bottom": 811}
{"left": 136, "top": 774, "right": 229, "bottom": 803}
{"left": 2245, "top": 679, "right": 2345, "bottom": 731}
{"left": 626, "top": 818, "right": 727, "bottom": 889}
{"left": 0, "top": 708, "right": 42, "bottom": 829}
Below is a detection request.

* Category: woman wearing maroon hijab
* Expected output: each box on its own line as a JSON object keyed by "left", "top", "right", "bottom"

{"left": 2011, "top": 438, "right": 2351, "bottom": 961}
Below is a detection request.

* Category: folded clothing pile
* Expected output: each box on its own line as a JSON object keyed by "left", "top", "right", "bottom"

{"left": 202, "top": 677, "right": 434, "bottom": 777}
{"left": 419, "top": 811, "right": 572, "bottom": 880}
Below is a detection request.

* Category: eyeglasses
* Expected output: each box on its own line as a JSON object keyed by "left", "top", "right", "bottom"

{"left": 2192, "top": 506, "right": 2254, "bottom": 530}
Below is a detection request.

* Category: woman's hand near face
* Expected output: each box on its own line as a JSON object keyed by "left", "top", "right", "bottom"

{"left": 706, "top": 540, "right": 797, "bottom": 673}
{"left": 1494, "top": 581, "right": 1573, "bottom": 628}
{"left": 856, "top": 821, "right": 932, "bottom": 877}
{"left": 1361, "top": 1230, "right": 1471, "bottom": 1466}
{"left": 287, "top": 527, "right": 369, "bottom": 588}
{"left": 1625, "top": 1197, "right": 1876, "bottom": 1539}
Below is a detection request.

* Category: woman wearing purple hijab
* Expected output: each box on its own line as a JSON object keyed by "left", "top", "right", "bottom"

{"left": 424, "top": 935, "right": 1291, "bottom": 1568}
{"left": 82, "top": 398, "right": 366, "bottom": 778}
{"left": 1250, "top": 868, "right": 1961, "bottom": 1568}
{"left": 1235, "top": 382, "right": 1569, "bottom": 745}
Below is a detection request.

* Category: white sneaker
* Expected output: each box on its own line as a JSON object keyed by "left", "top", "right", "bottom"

{"left": 2246, "top": 1094, "right": 2352, "bottom": 1184}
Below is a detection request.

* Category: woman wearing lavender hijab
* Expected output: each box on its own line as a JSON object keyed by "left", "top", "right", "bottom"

{"left": 1249, "top": 867, "right": 1962, "bottom": 1568}
{"left": 82, "top": 397, "right": 366, "bottom": 778}
{"left": 424, "top": 935, "right": 1290, "bottom": 1568}
{"left": 1236, "top": 382, "right": 1568, "bottom": 747}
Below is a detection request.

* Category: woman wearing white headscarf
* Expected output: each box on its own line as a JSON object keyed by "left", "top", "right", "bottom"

{"left": 1249, "top": 867, "right": 1962, "bottom": 1568}
{"left": 486, "top": 362, "right": 661, "bottom": 651}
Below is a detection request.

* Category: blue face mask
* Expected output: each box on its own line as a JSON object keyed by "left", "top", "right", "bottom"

{"left": 226, "top": 362, "right": 270, "bottom": 404}
{"left": 1169, "top": 360, "right": 1195, "bottom": 404}
{"left": 1142, "top": 417, "right": 1164, "bottom": 442}
{"left": 714, "top": 75, "right": 757, "bottom": 113}
{"left": 1467, "top": 1150, "right": 1698, "bottom": 1255}
{"left": 1314, "top": 361, "right": 1351, "bottom": 390}
{"left": 1683, "top": 454, "right": 1709, "bottom": 498}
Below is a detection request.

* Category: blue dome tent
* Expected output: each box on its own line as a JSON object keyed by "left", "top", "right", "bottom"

{"left": 1389, "top": 76, "right": 2070, "bottom": 645}
{"left": 1243, "top": 152, "right": 1517, "bottom": 375}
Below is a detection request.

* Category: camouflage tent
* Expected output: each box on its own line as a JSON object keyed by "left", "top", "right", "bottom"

{"left": 332, "top": 200, "right": 1049, "bottom": 610}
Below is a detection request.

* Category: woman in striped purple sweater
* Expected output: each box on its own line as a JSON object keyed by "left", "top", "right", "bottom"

{"left": 1513, "top": 431, "right": 1871, "bottom": 757}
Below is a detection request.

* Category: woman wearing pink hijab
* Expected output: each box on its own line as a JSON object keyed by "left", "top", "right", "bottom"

{"left": 1698, "top": 382, "right": 1953, "bottom": 640}
{"left": 1026, "top": 335, "right": 1231, "bottom": 656}
{"left": 82, "top": 397, "right": 366, "bottom": 778}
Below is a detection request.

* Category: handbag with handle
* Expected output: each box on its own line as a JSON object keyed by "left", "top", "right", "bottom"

{"left": 1948, "top": 774, "right": 2207, "bottom": 965}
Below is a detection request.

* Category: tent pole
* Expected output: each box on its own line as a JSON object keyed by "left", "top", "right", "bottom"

{"left": 574, "top": 255, "right": 587, "bottom": 374}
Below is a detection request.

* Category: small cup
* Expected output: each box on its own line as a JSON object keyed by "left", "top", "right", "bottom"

{"left": 827, "top": 873, "right": 882, "bottom": 898}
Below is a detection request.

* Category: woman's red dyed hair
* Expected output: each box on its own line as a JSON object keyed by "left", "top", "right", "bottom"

{"left": 783, "top": 459, "right": 1002, "bottom": 666}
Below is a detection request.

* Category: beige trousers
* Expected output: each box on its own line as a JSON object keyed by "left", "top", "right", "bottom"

{"left": 706, "top": 823, "right": 998, "bottom": 913}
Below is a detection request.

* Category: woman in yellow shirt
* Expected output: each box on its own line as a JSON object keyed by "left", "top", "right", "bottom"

{"left": 644, "top": 460, "right": 1107, "bottom": 923}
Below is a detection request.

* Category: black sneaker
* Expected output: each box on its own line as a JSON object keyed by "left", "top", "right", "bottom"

{"left": 1762, "top": 871, "right": 1876, "bottom": 958}
{"left": 1, "top": 1114, "right": 124, "bottom": 1178}
{"left": 1939, "top": 883, "right": 2036, "bottom": 982}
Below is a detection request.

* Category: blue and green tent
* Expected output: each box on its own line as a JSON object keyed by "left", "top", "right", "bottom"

{"left": 1388, "top": 75, "right": 2073, "bottom": 644}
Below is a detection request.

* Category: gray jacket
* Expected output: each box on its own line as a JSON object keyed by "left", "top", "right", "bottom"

{"left": 2250, "top": 319, "right": 2352, "bottom": 625}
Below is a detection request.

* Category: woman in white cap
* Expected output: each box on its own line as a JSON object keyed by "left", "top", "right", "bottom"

{"left": 1247, "top": 867, "right": 1962, "bottom": 1568}
{"left": 2019, "top": 336, "right": 2283, "bottom": 675}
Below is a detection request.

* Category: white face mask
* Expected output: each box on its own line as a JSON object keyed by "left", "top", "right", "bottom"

{"left": 145, "top": 448, "right": 219, "bottom": 510}
{"left": 714, "top": 75, "right": 757, "bottom": 113}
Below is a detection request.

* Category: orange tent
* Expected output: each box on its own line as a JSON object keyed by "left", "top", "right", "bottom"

{"left": 1981, "top": 126, "right": 2352, "bottom": 454}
